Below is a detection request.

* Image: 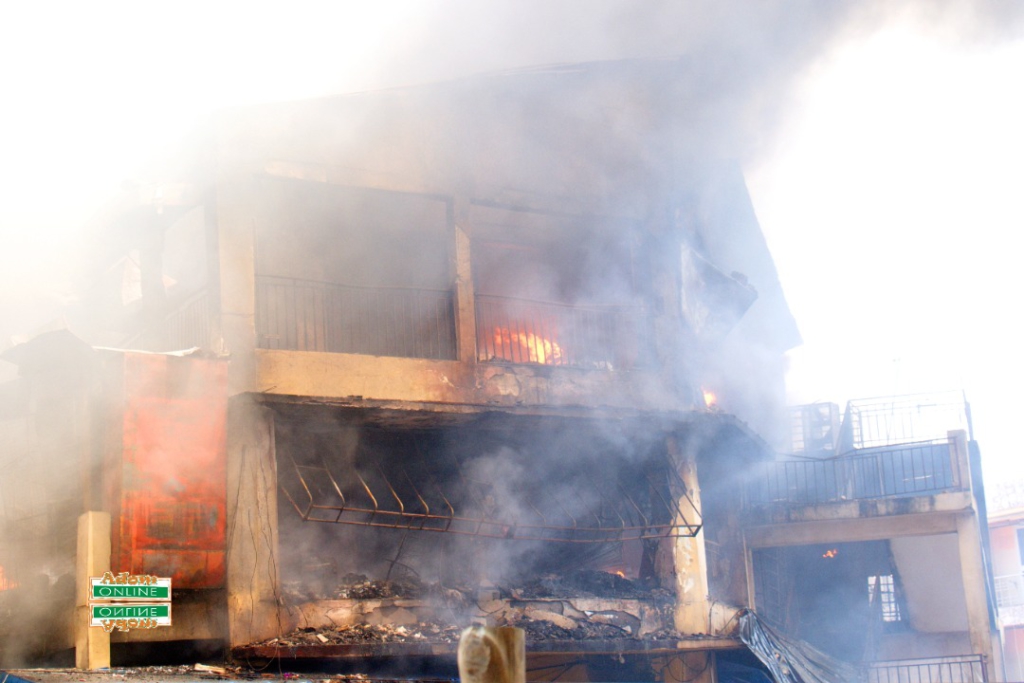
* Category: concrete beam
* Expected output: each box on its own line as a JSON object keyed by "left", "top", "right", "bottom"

{"left": 745, "top": 510, "right": 961, "bottom": 549}
{"left": 255, "top": 348, "right": 685, "bottom": 414}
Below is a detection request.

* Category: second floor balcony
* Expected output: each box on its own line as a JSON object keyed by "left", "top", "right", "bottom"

{"left": 745, "top": 437, "right": 971, "bottom": 513}
{"left": 474, "top": 294, "right": 651, "bottom": 370}
{"left": 253, "top": 275, "right": 652, "bottom": 371}
{"left": 256, "top": 276, "right": 458, "bottom": 361}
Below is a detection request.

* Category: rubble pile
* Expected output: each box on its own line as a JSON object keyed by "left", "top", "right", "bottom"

{"left": 501, "top": 570, "right": 670, "bottom": 600}
{"left": 258, "top": 621, "right": 463, "bottom": 647}
{"left": 284, "top": 573, "right": 475, "bottom": 605}
{"left": 500, "top": 614, "right": 633, "bottom": 640}
{"left": 263, "top": 570, "right": 681, "bottom": 650}
{"left": 331, "top": 574, "right": 426, "bottom": 600}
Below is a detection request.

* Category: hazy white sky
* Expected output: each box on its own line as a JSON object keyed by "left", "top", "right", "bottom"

{"left": 1, "top": 2, "right": 1022, "bottom": 477}
{"left": 746, "top": 23, "right": 1024, "bottom": 479}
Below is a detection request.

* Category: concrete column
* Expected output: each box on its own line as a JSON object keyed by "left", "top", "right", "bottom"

{"left": 668, "top": 434, "right": 711, "bottom": 637}
{"left": 452, "top": 198, "right": 477, "bottom": 364}
{"left": 225, "top": 396, "right": 281, "bottom": 647}
{"left": 215, "top": 175, "right": 259, "bottom": 395}
{"left": 75, "top": 511, "right": 111, "bottom": 670}
{"left": 957, "top": 509, "right": 997, "bottom": 678}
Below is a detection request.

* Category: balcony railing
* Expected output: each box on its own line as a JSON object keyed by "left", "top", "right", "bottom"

{"left": 745, "top": 441, "right": 966, "bottom": 509}
{"left": 475, "top": 294, "right": 650, "bottom": 370}
{"left": 164, "top": 290, "right": 210, "bottom": 350}
{"left": 123, "top": 289, "right": 211, "bottom": 352}
{"left": 256, "top": 275, "right": 457, "bottom": 361}
{"left": 840, "top": 392, "right": 971, "bottom": 451}
{"left": 867, "top": 655, "right": 987, "bottom": 683}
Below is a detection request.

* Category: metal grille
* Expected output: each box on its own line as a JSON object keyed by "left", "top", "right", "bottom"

{"left": 867, "top": 655, "right": 987, "bottom": 683}
{"left": 475, "top": 294, "right": 649, "bottom": 369}
{"left": 752, "top": 548, "right": 786, "bottom": 625}
{"left": 868, "top": 574, "right": 901, "bottom": 622}
{"left": 279, "top": 446, "right": 700, "bottom": 544}
{"left": 257, "top": 275, "right": 457, "bottom": 360}
{"left": 746, "top": 441, "right": 964, "bottom": 509}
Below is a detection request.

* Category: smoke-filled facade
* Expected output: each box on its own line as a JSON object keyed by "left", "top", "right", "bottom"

{"left": 0, "top": 62, "right": 999, "bottom": 682}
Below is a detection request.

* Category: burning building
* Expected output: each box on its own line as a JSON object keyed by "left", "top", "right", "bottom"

{"left": 0, "top": 62, "right": 999, "bottom": 682}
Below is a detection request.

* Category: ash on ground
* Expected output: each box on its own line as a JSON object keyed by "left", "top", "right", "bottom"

{"left": 286, "top": 570, "right": 668, "bottom": 604}
{"left": 257, "top": 621, "right": 464, "bottom": 647}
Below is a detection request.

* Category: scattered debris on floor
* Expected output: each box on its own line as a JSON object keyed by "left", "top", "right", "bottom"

{"left": 255, "top": 621, "right": 464, "bottom": 647}
{"left": 502, "top": 571, "right": 671, "bottom": 600}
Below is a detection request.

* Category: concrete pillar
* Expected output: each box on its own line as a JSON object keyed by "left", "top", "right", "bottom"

{"left": 215, "top": 175, "right": 259, "bottom": 395}
{"left": 225, "top": 396, "right": 281, "bottom": 647}
{"left": 75, "top": 511, "right": 111, "bottom": 670}
{"left": 947, "top": 429, "right": 998, "bottom": 676}
{"left": 957, "top": 509, "right": 997, "bottom": 678}
{"left": 668, "top": 434, "right": 711, "bottom": 637}
{"left": 452, "top": 198, "right": 477, "bottom": 364}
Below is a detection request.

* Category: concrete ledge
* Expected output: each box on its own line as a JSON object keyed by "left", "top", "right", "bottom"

{"left": 255, "top": 348, "right": 686, "bottom": 414}
{"left": 745, "top": 508, "right": 967, "bottom": 549}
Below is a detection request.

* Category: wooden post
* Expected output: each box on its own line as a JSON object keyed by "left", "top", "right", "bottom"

{"left": 458, "top": 626, "right": 525, "bottom": 683}
{"left": 75, "top": 511, "right": 111, "bottom": 670}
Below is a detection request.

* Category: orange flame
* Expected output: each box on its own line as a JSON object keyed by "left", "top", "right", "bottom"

{"left": 702, "top": 388, "right": 717, "bottom": 408}
{"left": 822, "top": 549, "right": 838, "bottom": 559}
{"left": 0, "top": 565, "right": 17, "bottom": 591}
{"left": 493, "top": 328, "right": 564, "bottom": 365}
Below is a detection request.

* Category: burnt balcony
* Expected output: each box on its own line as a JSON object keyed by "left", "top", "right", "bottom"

{"left": 745, "top": 439, "right": 969, "bottom": 511}
{"left": 256, "top": 275, "right": 457, "bottom": 361}
{"left": 474, "top": 294, "right": 651, "bottom": 370}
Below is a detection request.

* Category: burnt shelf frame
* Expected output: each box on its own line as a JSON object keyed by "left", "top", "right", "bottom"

{"left": 279, "top": 447, "right": 702, "bottom": 544}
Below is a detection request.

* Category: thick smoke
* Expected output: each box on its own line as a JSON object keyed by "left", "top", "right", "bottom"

{"left": 1, "top": 0, "right": 1022, "bottom": 666}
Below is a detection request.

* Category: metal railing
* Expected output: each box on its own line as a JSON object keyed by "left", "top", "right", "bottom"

{"left": 256, "top": 275, "right": 457, "bottom": 361}
{"left": 995, "top": 572, "right": 1024, "bottom": 608}
{"left": 867, "top": 655, "right": 987, "bottom": 683}
{"left": 121, "top": 289, "right": 211, "bottom": 352}
{"left": 840, "top": 392, "right": 970, "bottom": 452}
{"left": 163, "top": 290, "right": 210, "bottom": 350}
{"left": 475, "top": 294, "right": 650, "bottom": 370}
{"left": 746, "top": 441, "right": 965, "bottom": 509}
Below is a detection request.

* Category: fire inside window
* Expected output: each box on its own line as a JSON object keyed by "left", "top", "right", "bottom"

{"left": 868, "top": 574, "right": 902, "bottom": 622}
